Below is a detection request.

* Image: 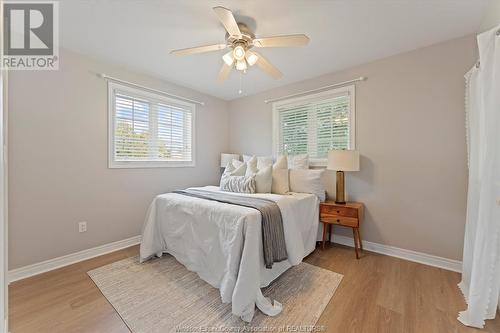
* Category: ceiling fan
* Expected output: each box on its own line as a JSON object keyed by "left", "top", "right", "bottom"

{"left": 170, "top": 6, "right": 310, "bottom": 82}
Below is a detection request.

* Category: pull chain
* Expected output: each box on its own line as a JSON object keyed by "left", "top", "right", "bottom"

{"left": 238, "top": 71, "right": 243, "bottom": 95}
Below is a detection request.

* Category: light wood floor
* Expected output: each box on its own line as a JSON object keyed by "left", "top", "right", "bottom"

{"left": 9, "top": 244, "right": 500, "bottom": 333}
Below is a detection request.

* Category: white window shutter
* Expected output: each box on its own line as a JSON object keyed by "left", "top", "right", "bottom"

{"left": 114, "top": 94, "right": 151, "bottom": 160}
{"left": 273, "top": 86, "right": 355, "bottom": 163}
{"left": 109, "top": 82, "right": 195, "bottom": 168}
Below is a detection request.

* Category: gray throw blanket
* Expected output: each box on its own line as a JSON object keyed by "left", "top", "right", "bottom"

{"left": 173, "top": 189, "right": 288, "bottom": 269}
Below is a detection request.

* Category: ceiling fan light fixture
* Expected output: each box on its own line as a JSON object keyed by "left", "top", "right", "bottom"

{"left": 171, "top": 7, "right": 309, "bottom": 83}
{"left": 222, "top": 51, "right": 234, "bottom": 66}
{"left": 236, "top": 59, "right": 247, "bottom": 71}
{"left": 233, "top": 45, "right": 246, "bottom": 61}
{"left": 246, "top": 52, "right": 259, "bottom": 66}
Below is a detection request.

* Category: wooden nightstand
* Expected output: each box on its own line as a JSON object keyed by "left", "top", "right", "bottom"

{"left": 320, "top": 201, "right": 364, "bottom": 259}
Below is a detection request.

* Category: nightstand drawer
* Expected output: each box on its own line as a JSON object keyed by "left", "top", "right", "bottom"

{"left": 320, "top": 204, "right": 358, "bottom": 218}
{"left": 321, "top": 216, "right": 359, "bottom": 228}
{"left": 320, "top": 201, "right": 363, "bottom": 259}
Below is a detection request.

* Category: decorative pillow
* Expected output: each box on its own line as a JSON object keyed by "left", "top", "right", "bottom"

{"left": 246, "top": 163, "right": 272, "bottom": 193}
{"left": 274, "top": 154, "right": 288, "bottom": 169}
{"left": 243, "top": 155, "right": 274, "bottom": 170}
{"left": 231, "top": 159, "right": 245, "bottom": 169}
{"left": 257, "top": 157, "right": 273, "bottom": 170}
{"left": 242, "top": 154, "right": 253, "bottom": 162}
{"left": 289, "top": 169, "right": 326, "bottom": 202}
{"left": 246, "top": 156, "right": 258, "bottom": 170}
{"left": 288, "top": 154, "right": 309, "bottom": 169}
{"left": 223, "top": 160, "right": 246, "bottom": 176}
{"left": 271, "top": 155, "right": 289, "bottom": 194}
{"left": 224, "top": 161, "right": 236, "bottom": 173}
{"left": 221, "top": 161, "right": 247, "bottom": 190}
{"left": 220, "top": 175, "right": 256, "bottom": 193}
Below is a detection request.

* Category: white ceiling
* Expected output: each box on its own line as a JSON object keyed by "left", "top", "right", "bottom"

{"left": 60, "top": 0, "right": 491, "bottom": 100}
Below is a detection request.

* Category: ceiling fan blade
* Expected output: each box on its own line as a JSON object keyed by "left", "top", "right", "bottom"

{"left": 253, "top": 34, "right": 310, "bottom": 48}
{"left": 252, "top": 51, "right": 282, "bottom": 79}
{"left": 217, "top": 63, "right": 232, "bottom": 82}
{"left": 213, "top": 6, "right": 242, "bottom": 38}
{"left": 171, "top": 43, "right": 227, "bottom": 56}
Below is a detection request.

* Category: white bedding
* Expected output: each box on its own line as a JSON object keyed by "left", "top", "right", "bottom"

{"left": 140, "top": 185, "right": 320, "bottom": 321}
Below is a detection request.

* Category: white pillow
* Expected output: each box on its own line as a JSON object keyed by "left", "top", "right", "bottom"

{"left": 288, "top": 154, "right": 309, "bottom": 169}
{"left": 246, "top": 156, "right": 257, "bottom": 169}
{"left": 274, "top": 154, "right": 288, "bottom": 169}
{"left": 246, "top": 163, "right": 272, "bottom": 193}
{"left": 271, "top": 155, "right": 289, "bottom": 194}
{"left": 243, "top": 155, "right": 273, "bottom": 170}
{"left": 257, "top": 157, "right": 273, "bottom": 170}
{"left": 289, "top": 169, "right": 326, "bottom": 202}
{"left": 242, "top": 154, "right": 253, "bottom": 162}
{"left": 232, "top": 159, "right": 245, "bottom": 169}
{"left": 222, "top": 160, "right": 246, "bottom": 177}
{"left": 224, "top": 161, "right": 236, "bottom": 173}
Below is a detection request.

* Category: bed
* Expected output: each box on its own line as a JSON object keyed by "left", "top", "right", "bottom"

{"left": 140, "top": 185, "right": 320, "bottom": 322}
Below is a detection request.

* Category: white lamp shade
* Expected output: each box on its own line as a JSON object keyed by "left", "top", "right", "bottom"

{"left": 220, "top": 153, "right": 240, "bottom": 167}
{"left": 327, "top": 150, "right": 360, "bottom": 171}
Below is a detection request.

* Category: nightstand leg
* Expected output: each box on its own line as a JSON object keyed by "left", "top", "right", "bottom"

{"left": 322, "top": 222, "right": 327, "bottom": 250}
{"left": 356, "top": 228, "right": 363, "bottom": 251}
{"left": 353, "top": 228, "right": 360, "bottom": 259}
{"left": 328, "top": 224, "right": 332, "bottom": 243}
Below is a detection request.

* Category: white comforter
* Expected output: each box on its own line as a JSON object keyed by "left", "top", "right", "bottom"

{"left": 140, "top": 186, "right": 319, "bottom": 321}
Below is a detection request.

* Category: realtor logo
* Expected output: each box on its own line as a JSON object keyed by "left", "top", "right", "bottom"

{"left": 2, "top": 1, "right": 59, "bottom": 70}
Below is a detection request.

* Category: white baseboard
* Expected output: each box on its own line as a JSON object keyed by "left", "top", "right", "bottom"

{"left": 8, "top": 233, "right": 462, "bottom": 283}
{"left": 332, "top": 234, "right": 462, "bottom": 273}
{"left": 8, "top": 235, "right": 141, "bottom": 283}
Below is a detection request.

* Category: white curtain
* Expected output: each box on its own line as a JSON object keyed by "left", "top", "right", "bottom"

{"left": 458, "top": 24, "right": 500, "bottom": 329}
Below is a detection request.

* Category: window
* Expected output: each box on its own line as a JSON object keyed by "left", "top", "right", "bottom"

{"left": 272, "top": 85, "right": 355, "bottom": 166}
{"left": 108, "top": 82, "right": 195, "bottom": 168}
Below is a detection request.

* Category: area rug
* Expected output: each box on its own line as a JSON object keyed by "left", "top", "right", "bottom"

{"left": 88, "top": 255, "right": 342, "bottom": 333}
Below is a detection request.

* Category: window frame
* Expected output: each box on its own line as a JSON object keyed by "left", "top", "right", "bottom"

{"left": 108, "top": 82, "right": 196, "bottom": 169}
{"left": 272, "top": 85, "right": 356, "bottom": 167}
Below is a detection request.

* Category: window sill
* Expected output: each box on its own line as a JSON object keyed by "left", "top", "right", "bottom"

{"left": 109, "top": 161, "right": 196, "bottom": 169}
{"left": 309, "top": 159, "right": 328, "bottom": 168}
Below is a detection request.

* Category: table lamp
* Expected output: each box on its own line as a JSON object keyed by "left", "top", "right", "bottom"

{"left": 220, "top": 153, "right": 240, "bottom": 168}
{"left": 327, "top": 150, "right": 360, "bottom": 204}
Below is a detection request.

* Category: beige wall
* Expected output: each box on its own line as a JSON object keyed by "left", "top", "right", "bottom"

{"left": 8, "top": 49, "right": 229, "bottom": 269}
{"left": 228, "top": 36, "right": 477, "bottom": 260}
{"left": 8, "top": 34, "right": 479, "bottom": 268}
{"left": 480, "top": 0, "right": 500, "bottom": 32}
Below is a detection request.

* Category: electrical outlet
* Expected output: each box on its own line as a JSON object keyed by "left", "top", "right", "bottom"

{"left": 78, "top": 221, "right": 87, "bottom": 233}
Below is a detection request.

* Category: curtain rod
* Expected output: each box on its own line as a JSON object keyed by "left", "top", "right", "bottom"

{"left": 264, "top": 77, "right": 367, "bottom": 104}
{"left": 97, "top": 73, "right": 205, "bottom": 106}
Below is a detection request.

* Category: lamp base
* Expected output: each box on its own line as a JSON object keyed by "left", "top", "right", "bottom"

{"left": 335, "top": 171, "right": 346, "bottom": 204}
